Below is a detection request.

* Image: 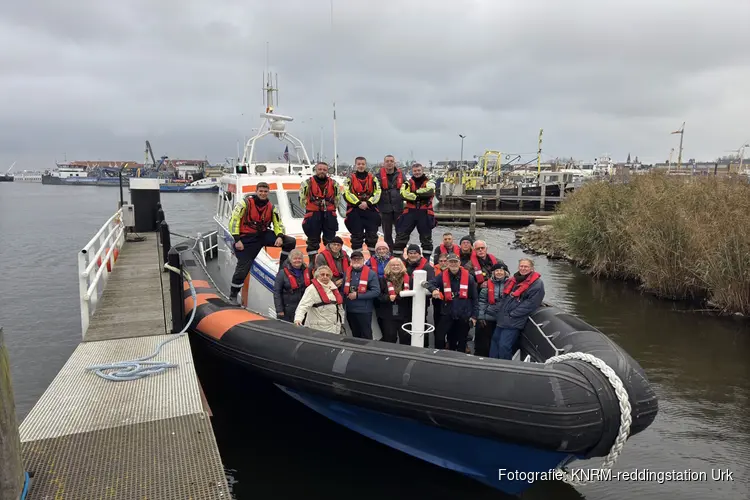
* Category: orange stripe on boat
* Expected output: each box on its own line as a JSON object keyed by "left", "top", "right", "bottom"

{"left": 282, "top": 183, "right": 300, "bottom": 190}
{"left": 184, "top": 280, "right": 210, "bottom": 291}
{"left": 185, "top": 293, "right": 219, "bottom": 313}
{"left": 242, "top": 183, "right": 278, "bottom": 193}
{"left": 196, "top": 309, "right": 266, "bottom": 340}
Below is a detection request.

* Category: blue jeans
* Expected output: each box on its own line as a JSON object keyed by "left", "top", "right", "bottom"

{"left": 490, "top": 327, "right": 521, "bottom": 359}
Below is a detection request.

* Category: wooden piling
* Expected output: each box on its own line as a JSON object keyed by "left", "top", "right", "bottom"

{"left": 469, "top": 202, "right": 477, "bottom": 239}
{"left": 0, "top": 326, "right": 24, "bottom": 500}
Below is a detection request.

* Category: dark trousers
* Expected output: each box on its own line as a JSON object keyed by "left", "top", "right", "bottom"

{"left": 490, "top": 327, "right": 522, "bottom": 359}
{"left": 230, "top": 232, "right": 296, "bottom": 298}
{"left": 378, "top": 316, "right": 401, "bottom": 343}
{"left": 345, "top": 207, "right": 381, "bottom": 251}
{"left": 393, "top": 209, "right": 435, "bottom": 258}
{"left": 474, "top": 321, "right": 496, "bottom": 357}
{"left": 380, "top": 211, "right": 398, "bottom": 250}
{"left": 302, "top": 211, "right": 338, "bottom": 259}
{"left": 434, "top": 316, "right": 471, "bottom": 351}
{"left": 347, "top": 312, "right": 373, "bottom": 340}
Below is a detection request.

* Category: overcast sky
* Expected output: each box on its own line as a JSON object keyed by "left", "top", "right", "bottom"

{"left": 1, "top": 0, "right": 749, "bottom": 170}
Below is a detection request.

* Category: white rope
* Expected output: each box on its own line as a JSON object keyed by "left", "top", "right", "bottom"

{"left": 544, "top": 351, "right": 632, "bottom": 485}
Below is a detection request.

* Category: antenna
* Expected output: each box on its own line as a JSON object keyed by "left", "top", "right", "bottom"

{"left": 330, "top": 0, "right": 338, "bottom": 175}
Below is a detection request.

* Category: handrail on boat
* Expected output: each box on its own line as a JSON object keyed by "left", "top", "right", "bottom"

{"left": 78, "top": 207, "right": 126, "bottom": 337}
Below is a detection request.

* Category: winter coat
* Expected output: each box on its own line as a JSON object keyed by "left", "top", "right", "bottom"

{"left": 425, "top": 269, "right": 479, "bottom": 320}
{"left": 477, "top": 275, "right": 507, "bottom": 321}
{"left": 273, "top": 262, "right": 310, "bottom": 319}
{"left": 294, "top": 280, "right": 345, "bottom": 334}
{"left": 344, "top": 266, "right": 381, "bottom": 314}
{"left": 376, "top": 276, "right": 412, "bottom": 321}
{"left": 495, "top": 274, "right": 545, "bottom": 330}
{"left": 366, "top": 255, "right": 390, "bottom": 278}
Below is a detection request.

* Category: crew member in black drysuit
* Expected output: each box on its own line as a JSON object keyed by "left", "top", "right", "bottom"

{"left": 376, "top": 154, "right": 404, "bottom": 251}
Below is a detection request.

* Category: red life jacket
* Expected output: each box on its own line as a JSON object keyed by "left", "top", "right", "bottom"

{"left": 403, "top": 177, "right": 434, "bottom": 214}
{"left": 488, "top": 279, "right": 497, "bottom": 305}
{"left": 349, "top": 173, "right": 375, "bottom": 202}
{"left": 305, "top": 176, "right": 336, "bottom": 212}
{"left": 503, "top": 272, "right": 541, "bottom": 298}
{"left": 470, "top": 252, "right": 498, "bottom": 284}
{"left": 319, "top": 249, "right": 350, "bottom": 279}
{"left": 239, "top": 196, "right": 273, "bottom": 234}
{"left": 387, "top": 273, "right": 410, "bottom": 300}
{"left": 312, "top": 279, "right": 343, "bottom": 305}
{"left": 438, "top": 244, "right": 455, "bottom": 257}
{"left": 368, "top": 256, "right": 378, "bottom": 271}
{"left": 379, "top": 167, "right": 403, "bottom": 190}
{"left": 283, "top": 267, "right": 311, "bottom": 291}
{"left": 409, "top": 257, "right": 429, "bottom": 272}
{"left": 344, "top": 265, "right": 370, "bottom": 294}
{"left": 442, "top": 268, "right": 469, "bottom": 301}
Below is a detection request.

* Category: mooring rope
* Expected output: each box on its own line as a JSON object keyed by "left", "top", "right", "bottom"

{"left": 85, "top": 265, "right": 197, "bottom": 381}
{"left": 544, "top": 351, "right": 633, "bottom": 485}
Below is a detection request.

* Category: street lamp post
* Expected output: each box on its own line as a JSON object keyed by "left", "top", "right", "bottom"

{"left": 458, "top": 134, "right": 466, "bottom": 187}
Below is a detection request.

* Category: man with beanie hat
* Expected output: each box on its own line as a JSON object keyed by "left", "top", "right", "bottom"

{"left": 315, "top": 235, "right": 349, "bottom": 290}
{"left": 475, "top": 263, "right": 508, "bottom": 357}
{"left": 458, "top": 236, "right": 473, "bottom": 266}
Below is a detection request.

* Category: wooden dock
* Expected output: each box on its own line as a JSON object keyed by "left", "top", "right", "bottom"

{"left": 17, "top": 227, "right": 229, "bottom": 499}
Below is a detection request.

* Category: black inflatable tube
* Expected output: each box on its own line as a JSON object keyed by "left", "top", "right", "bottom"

{"left": 179, "top": 247, "right": 658, "bottom": 457}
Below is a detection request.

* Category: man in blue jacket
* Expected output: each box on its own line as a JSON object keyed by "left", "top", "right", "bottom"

{"left": 344, "top": 250, "right": 381, "bottom": 339}
{"left": 423, "top": 253, "right": 478, "bottom": 351}
{"left": 490, "top": 258, "right": 545, "bottom": 359}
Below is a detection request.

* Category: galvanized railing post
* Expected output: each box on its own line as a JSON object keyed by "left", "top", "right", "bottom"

{"left": 168, "top": 247, "right": 184, "bottom": 334}
{"left": 78, "top": 250, "right": 90, "bottom": 337}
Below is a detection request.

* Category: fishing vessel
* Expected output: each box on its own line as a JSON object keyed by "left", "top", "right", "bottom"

{"left": 0, "top": 162, "right": 14, "bottom": 182}
{"left": 173, "top": 73, "right": 658, "bottom": 496}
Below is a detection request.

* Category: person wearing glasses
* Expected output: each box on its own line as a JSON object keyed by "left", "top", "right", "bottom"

{"left": 294, "top": 265, "right": 346, "bottom": 334}
{"left": 467, "top": 240, "right": 508, "bottom": 287}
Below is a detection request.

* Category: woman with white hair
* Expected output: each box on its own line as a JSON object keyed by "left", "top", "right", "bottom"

{"left": 273, "top": 248, "right": 311, "bottom": 323}
{"left": 294, "top": 265, "right": 345, "bottom": 334}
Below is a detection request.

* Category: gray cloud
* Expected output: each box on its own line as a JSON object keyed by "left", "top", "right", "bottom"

{"left": 1, "top": 0, "right": 749, "bottom": 171}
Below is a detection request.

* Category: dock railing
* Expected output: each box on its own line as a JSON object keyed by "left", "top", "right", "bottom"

{"left": 78, "top": 207, "right": 125, "bottom": 336}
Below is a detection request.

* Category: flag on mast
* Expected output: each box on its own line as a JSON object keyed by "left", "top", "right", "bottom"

{"left": 283, "top": 145, "right": 289, "bottom": 161}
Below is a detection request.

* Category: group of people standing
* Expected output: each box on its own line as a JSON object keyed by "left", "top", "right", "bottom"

{"left": 229, "top": 156, "right": 545, "bottom": 359}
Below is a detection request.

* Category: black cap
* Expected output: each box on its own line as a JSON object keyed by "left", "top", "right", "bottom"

{"left": 446, "top": 253, "right": 460, "bottom": 261}
{"left": 491, "top": 262, "right": 508, "bottom": 273}
{"left": 330, "top": 236, "right": 344, "bottom": 245}
{"left": 460, "top": 236, "right": 472, "bottom": 244}
{"left": 350, "top": 250, "right": 364, "bottom": 259}
{"left": 406, "top": 244, "right": 421, "bottom": 254}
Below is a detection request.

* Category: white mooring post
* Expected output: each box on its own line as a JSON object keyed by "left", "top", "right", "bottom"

{"left": 399, "top": 269, "right": 435, "bottom": 347}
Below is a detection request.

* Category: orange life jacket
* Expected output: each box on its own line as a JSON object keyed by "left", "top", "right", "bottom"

{"left": 403, "top": 177, "right": 434, "bottom": 214}
{"left": 470, "top": 252, "right": 498, "bottom": 284}
{"left": 312, "top": 279, "right": 343, "bottom": 305}
{"left": 305, "top": 176, "right": 336, "bottom": 212}
{"left": 442, "top": 268, "right": 469, "bottom": 301}
{"left": 488, "top": 279, "right": 497, "bottom": 305}
{"left": 387, "top": 273, "right": 410, "bottom": 300}
{"left": 319, "top": 249, "right": 350, "bottom": 279}
{"left": 379, "top": 167, "right": 403, "bottom": 190}
{"left": 240, "top": 196, "right": 273, "bottom": 234}
{"left": 503, "top": 272, "right": 541, "bottom": 298}
{"left": 349, "top": 172, "right": 375, "bottom": 202}
{"left": 344, "top": 265, "right": 370, "bottom": 294}
{"left": 283, "top": 267, "right": 311, "bottom": 291}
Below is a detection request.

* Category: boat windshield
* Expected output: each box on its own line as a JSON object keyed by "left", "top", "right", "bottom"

{"left": 286, "top": 192, "right": 306, "bottom": 218}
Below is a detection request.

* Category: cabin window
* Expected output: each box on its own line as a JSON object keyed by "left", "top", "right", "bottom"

{"left": 286, "top": 192, "right": 306, "bottom": 218}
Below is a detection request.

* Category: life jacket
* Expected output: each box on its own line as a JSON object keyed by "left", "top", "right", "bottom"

{"left": 283, "top": 267, "right": 311, "bottom": 291}
{"left": 319, "top": 249, "right": 350, "bottom": 279}
{"left": 438, "top": 244, "right": 455, "bottom": 257}
{"left": 379, "top": 168, "right": 403, "bottom": 191}
{"left": 349, "top": 172, "right": 375, "bottom": 202}
{"left": 488, "top": 279, "right": 497, "bottom": 305}
{"left": 368, "top": 256, "right": 378, "bottom": 271}
{"left": 409, "top": 257, "right": 429, "bottom": 273}
{"left": 344, "top": 265, "right": 370, "bottom": 294}
{"left": 442, "top": 268, "right": 469, "bottom": 301}
{"left": 387, "top": 273, "right": 410, "bottom": 300}
{"left": 470, "top": 252, "right": 498, "bottom": 284}
{"left": 403, "top": 177, "right": 434, "bottom": 214}
{"left": 305, "top": 176, "right": 336, "bottom": 212}
{"left": 239, "top": 196, "right": 273, "bottom": 234}
{"left": 503, "top": 272, "right": 541, "bottom": 298}
{"left": 312, "top": 279, "right": 343, "bottom": 306}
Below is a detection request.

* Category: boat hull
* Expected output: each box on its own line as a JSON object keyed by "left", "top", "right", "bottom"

{"left": 175, "top": 245, "right": 658, "bottom": 494}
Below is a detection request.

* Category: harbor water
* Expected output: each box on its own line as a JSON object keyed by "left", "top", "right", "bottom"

{"left": 0, "top": 182, "right": 747, "bottom": 499}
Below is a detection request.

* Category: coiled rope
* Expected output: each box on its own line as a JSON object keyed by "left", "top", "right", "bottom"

{"left": 544, "top": 351, "right": 633, "bottom": 485}
{"left": 85, "top": 264, "right": 197, "bottom": 381}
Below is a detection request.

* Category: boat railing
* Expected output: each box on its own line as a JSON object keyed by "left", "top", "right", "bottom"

{"left": 197, "top": 231, "right": 219, "bottom": 266}
{"left": 77, "top": 207, "right": 126, "bottom": 337}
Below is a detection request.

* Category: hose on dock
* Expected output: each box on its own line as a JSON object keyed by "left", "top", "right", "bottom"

{"left": 85, "top": 265, "right": 197, "bottom": 382}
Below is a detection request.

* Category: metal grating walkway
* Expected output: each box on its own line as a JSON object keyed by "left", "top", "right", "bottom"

{"left": 19, "top": 235, "right": 228, "bottom": 499}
